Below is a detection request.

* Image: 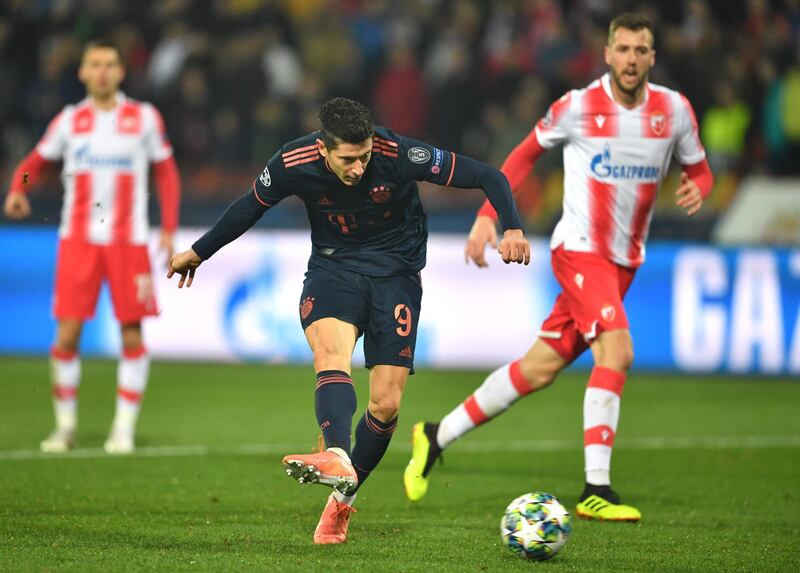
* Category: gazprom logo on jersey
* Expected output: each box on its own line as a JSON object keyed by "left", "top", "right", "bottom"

{"left": 590, "top": 145, "right": 660, "bottom": 180}
{"left": 74, "top": 144, "right": 133, "bottom": 169}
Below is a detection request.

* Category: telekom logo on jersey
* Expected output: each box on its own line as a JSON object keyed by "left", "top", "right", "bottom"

{"left": 74, "top": 144, "right": 133, "bottom": 169}
{"left": 590, "top": 144, "right": 660, "bottom": 181}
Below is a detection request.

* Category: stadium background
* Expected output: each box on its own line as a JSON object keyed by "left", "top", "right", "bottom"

{"left": 2, "top": 0, "right": 799, "bottom": 231}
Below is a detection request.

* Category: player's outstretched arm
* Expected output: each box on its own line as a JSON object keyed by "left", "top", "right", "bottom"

{"left": 465, "top": 216, "right": 530, "bottom": 267}
{"left": 446, "top": 155, "right": 530, "bottom": 265}
{"left": 465, "top": 131, "right": 548, "bottom": 267}
{"left": 167, "top": 188, "right": 271, "bottom": 288}
{"left": 168, "top": 248, "right": 202, "bottom": 288}
{"left": 194, "top": 188, "right": 271, "bottom": 255}
{"left": 397, "top": 132, "right": 532, "bottom": 265}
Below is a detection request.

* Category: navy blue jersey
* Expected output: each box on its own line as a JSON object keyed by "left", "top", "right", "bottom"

{"left": 192, "top": 126, "right": 522, "bottom": 276}
{"left": 255, "top": 127, "right": 458, "bottom": 276}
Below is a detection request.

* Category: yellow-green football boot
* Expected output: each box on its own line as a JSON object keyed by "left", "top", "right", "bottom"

{"left": 575, "top": 485, "right": 641, "bottom": 521}
{"left": 403, "top": 422, "right": 442, "bottom": 502}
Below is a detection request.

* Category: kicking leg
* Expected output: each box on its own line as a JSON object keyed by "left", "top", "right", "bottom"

{"left": 314, "top": 364, "right": 407, "bottom": 545}
{"left": 404, "top": 339, "right": 567, "bottom": 501}
{"left": 283, "top": 318, "right": 359, "bottom": 494}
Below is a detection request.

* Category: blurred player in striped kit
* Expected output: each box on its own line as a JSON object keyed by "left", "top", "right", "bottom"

{"left": 4, "top": 40, "right": 180, "bottom": 454}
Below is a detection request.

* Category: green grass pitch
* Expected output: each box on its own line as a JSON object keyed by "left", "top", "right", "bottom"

{"left": 1, "top": 357, "right": 799, "bottom": 572}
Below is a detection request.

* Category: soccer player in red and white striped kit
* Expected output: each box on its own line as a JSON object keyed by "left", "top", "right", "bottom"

{"left": 403, "top": 13, "right": 714, "bottom": 521}
{"left": 4, "top": 40, "right": 180, "bottom": 454}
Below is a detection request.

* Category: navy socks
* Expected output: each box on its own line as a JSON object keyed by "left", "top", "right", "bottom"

{"left": 351, "top": 409, "right": 398, "bottom": 490}
{"left": 314, "top": 371, "right": 399, "bottom": 492}
{"left": 314, "top": 370, "right": 357, "bottom": 452}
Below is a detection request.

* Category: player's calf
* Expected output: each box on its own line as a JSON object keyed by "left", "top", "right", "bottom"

{"left": 436, "top": 360, "right": 538, "bottom": 449}
{"left": 349, "top": 408, "right": 398, "bottom": 489}
{"left": 105, "top": 346, "right": 150, "bottom": 455}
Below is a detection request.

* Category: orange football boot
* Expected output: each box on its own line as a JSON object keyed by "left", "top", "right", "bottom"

{"left": 282, "top": 450, "right": 358, "bottom": 494}
{"left": 313, "top": 493, "right": 357, "bottom": 544}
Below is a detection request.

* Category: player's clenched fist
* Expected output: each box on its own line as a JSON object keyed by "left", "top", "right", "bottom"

{"left": 167, "top": 248, "right": 203, "bottom": 288}
{"left": 497, "top": 228, "right": 531, "bottom": 265}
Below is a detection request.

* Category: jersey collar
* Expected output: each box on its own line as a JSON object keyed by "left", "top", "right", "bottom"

{"left": 80, "top": 91, "right": 127, "bottom": 112}
{"left": 601, "top": 73, "right": 649, "bottom": 108}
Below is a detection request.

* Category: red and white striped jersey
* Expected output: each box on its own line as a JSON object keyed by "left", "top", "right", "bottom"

{"left": 535, "top": 74, "right": 706, "bottom": 268}
{"left": 36, "top": 93, "right": 173, "bottom": 245}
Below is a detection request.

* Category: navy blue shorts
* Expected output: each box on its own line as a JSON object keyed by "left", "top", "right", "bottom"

{"left": 299, "top": 267, "right": 422, "bottom": 372}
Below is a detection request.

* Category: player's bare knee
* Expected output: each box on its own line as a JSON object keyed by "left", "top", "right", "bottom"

{"left": 613, "top": 336, "right": 635, "bottom": 370}
{"left": 593, "top": 330, "right": 634, "bottom": 372}
{"left": 120, "top": 323, "right": 143, "bottom": 350}
{"left": 603, "top": 342, "right": 634, "bottom": 372}
{"left": 520, "top": 362, "right": 554, "bottom": 391}
{"left": 54, "top": 335, "right": 79, "bottom": 352}
{"left": 368, "top": 396, "right": 400, "bottom": 422}
{"left": 54, "top": 339, "right": 79, "bottom": 354}
{"left": 312, "top": 342, "right": 336, "bottom": 359}
{"left": 531, "top": 370, "right": 557, "bottom": 390}
{"left": 367, "top": 386, "right": 402, "bottom": 422}
{"left": 312, "top": 347, "right": 349, "bottom": 371}
{"left": 55, "top": 322, "right": 82, "bottom": 352}
{"left": 621, "top": 345, "right": 634, "bottom": 370}
{"left": 519, "top": 355, "right": 560, "bottom": 391}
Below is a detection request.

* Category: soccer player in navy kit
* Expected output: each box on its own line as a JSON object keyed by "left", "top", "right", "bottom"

{"left": 168, "top": 98, "right": 530, "bottom": 544}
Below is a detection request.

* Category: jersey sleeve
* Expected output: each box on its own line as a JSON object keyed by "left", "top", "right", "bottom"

{"left": 35, "top": 108, "right": 70, "bottom": 160}
{"left": 533, "top": 91, "right": 575, "bottom": 149}
{"left": 392, "top": 134, "right": 459, "bottom": 186}
{"left": 144, "top": 104, "right": 174, "bottom": 162}
{"left": 252, "top": 150, "right": 294, "bottom": 207}
{"left": 193, "top": 149, "right": 293, "bottom": 260}
{"left": 673, "top": 93, "right": 706, "bottom": 165}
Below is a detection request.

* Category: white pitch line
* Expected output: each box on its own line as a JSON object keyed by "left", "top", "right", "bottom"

{"left": 0, "top": 435, "right": 799, "bottom": 462}
{"left": 0, "top": 442, "right": 304, "bottom": 461}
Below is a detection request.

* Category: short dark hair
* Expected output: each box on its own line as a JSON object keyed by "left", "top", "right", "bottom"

{"left": 318, "top": 98, "right": 374, "bottom": 149}
{"left": 608, "top": 13, "right": 654, "bottom": 46}
{"left": 82, "top": 39, "right": 122, "bottom": 63}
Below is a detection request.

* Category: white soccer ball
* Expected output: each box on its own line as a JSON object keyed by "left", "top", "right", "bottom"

{"left": 500, "top": 491, "right": 572, "bottom": 560}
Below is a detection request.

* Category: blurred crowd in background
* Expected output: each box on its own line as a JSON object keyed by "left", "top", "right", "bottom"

{"left": 1, "top": 0, "right": 798, "bottom": 237}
